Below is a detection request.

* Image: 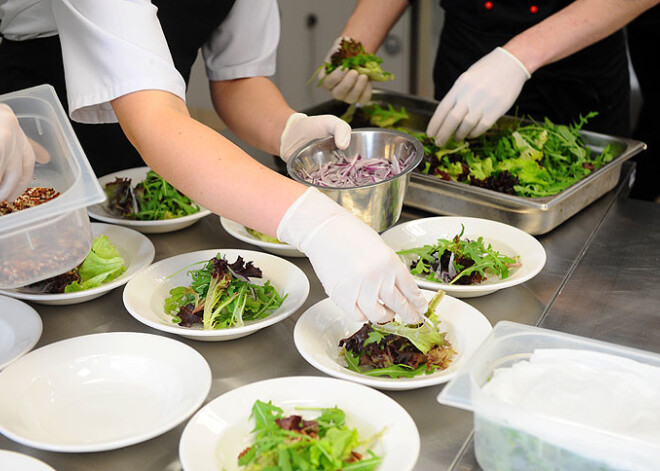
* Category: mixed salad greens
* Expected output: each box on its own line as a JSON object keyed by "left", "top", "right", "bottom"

{"left": 103, "top": 170, "right": 200, "bottom": 220}
{"left": 347, "top": 104, "right": 616, "bottom": 198}
{"left": 24, "top": 235, "right": 126, "bottom": 293}
{"left": 339, "top": 291, "right": 456, "bottom": 379}
{"left": 397, "top": 225, "right": 519, "bottom": 285}
{"left": 238, "top": 400, "right": 382, "bottom": 471}
{"left": 311, "top": 38, "right": 393, "bottom": 86}
{"left": 164, "top": 254, "right": 286, "bottom": 330}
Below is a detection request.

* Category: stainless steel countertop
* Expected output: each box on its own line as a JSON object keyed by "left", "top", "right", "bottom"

{"left": 2, "top": 164, "right": 657, "bottom": 471}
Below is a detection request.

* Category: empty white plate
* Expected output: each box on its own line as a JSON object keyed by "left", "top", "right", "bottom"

{"left": 179, "top": 376, "right": 420, "bottom": 471}
{"left": 123, "top": 249, "right": 309, "bottom": 341}
{"left": 0, "top": 223, "right": 155, "bottom": 305}
{"left": 294, "top": 290, "right": 493, "bottom": 390}
{"left": 381, "top": 216, "right": 546, "bottom": 298}
{"left": 0, "top": 450, "right": 55, "bottom": 471}
{"left": 0, "top": 332, "right": 211, "bottom": 452}
{"left": 220, "top": 217, "right": 305, "bottom": 258}
{"left": 88, "top": 167, "right": 211, "bottom": 233}
{"left": 0, "top": 296, "right": 42, "bottom": 370}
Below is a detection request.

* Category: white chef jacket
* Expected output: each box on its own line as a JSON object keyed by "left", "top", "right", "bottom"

{"left": 0, "top": 0, "right": 279, "bottom": 124}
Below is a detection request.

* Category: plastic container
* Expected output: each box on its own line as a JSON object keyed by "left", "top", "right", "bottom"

{"left": 0, "top": 85, "right": 105, "bottom": 288}
{"left": 437, "top": 321, "right": 660, "bottom": 471}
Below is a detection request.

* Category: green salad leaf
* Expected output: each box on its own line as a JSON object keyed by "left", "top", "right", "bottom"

{"left": 310, "top": 39, "right": 394, "bottom": 86}
{"left": 64, "top": 235, "right": 127, "bottom": 292}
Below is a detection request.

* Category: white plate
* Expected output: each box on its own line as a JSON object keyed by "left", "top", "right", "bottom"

{"left": 0, "top": 296, "right": 42, "bottom": 370}
{"left": 123, "top": 249, "right": 309, "bottom": 341}
{"left": 0, "top": 450, "right": 55, "bottom": 471}
{"left": 179, "top": 376, "right": 420, "bottom": 471}
{"left": 87, "top": 167, "right": 211, "bottom": 233}
{"left": 0, "top": 223, "right": 155, "bottom": 305}
{"left": 0, "top": 332, "right": 211, "bottom": 453}
{"left": 220, "top": 217, "right": 305, "bottom": 258}
{"left": 294, "top": 290, "right": 492, "bottom": 391}
{"left": 381, "top": 216, "right": 546, "bottom": 298}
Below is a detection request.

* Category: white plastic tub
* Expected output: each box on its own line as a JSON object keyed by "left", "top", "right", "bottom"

{"left": 438, "top": 321, "right": 660, "bottom": 471}
{"left": 0, "top": 85, "right": 105, "bottom": 288}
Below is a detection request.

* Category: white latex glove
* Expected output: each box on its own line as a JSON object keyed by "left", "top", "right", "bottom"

{"left": 278, "top": 187, "right": 428, "bottom": 324}
{"left": 280, "top": 112, "right": 351, "bottom": 162}
{"left": 0, "top": 104, "right": 49, "bottom": 202}
{"left": 318, "top": 37, "right": 373, "bottom": 105}
{"left": 426, "top": 47, "right": 531, "bottom": 146}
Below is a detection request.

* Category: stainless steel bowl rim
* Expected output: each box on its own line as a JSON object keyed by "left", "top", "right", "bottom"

{"left": 286, "top": 128, "right": 424, "bottom": 190}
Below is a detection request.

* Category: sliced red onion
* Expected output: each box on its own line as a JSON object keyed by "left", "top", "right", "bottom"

{"left": 296, "top": 149, "right": 416, "bottom": 188}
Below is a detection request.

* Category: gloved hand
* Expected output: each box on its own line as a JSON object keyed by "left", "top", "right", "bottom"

{"left": 280, "top": 112, "right": 351, "bottom": 162}
{"left": 0, "top": 104, "right": 49, "bottom": 202}
{"left": 278, "top": 187, "right": 428, "bottom": 324}
{"left": 318, "top": 37, "right": 373, "bottom": 105}
{"left": 426, "top": 47, "right": 531, "bottom": 146}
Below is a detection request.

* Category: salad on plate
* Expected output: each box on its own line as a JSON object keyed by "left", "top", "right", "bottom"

{"left": 164, "top": 253, "right": 286, "bottom": 330}
{"left": 238, "top": 399, "right": 382, "bottom": 471}
{"left": 397, "top": 224, "right": 520, "bottom": 285}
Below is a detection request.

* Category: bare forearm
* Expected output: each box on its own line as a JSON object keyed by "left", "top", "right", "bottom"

{"left": 111, "top": 90, "right": 304, "bottom": 236}
{"left": 504, "top": 0, "right": 659, "bottom": 73}
{"left": 340, "top": 0, "right": 408, "bottom": 52}
{"left": 210, "top": 77, "right": 294, "bottom": 156}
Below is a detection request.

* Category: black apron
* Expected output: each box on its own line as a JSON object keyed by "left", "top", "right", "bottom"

{"left": 434, "top": 0, "right": 631, "bottom": 137}
{"left": 0, "top": 0, "right": 236, "bottom": 177}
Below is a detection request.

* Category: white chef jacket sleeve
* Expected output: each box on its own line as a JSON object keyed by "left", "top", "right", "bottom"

{"left": 51, "top": 0, "right": 186, "bottom": 124}
{"left": 202, "top": 0, "right": 279, "bottom": 81}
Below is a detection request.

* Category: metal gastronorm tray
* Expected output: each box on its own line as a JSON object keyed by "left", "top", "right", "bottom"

{"left": 302, "top": 89, "right": 646, "bottom": 235}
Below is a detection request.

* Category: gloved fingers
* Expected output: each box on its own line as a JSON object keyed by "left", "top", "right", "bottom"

{"left": 357, "top": 280, "right": 396, "bottom": 324}
{"left": 343, "top": 74, "right": 369, "bottom": 104}
{"left": 331, "top": 70, "right": 359, "bottom": 101}
{"left": 453, "top": 110, "right": 483, "bottom": 142}
{"left": 0, "top": 148, "right": 22, "bottom": 202}
{"left": 357, "top": 80, "right": 372, "bottom": 105}
{"left": 332, "top": 295, "right": 369, "bottom": 323}
{"left": 379, "top": 284, "right": 423, "bottom": 325}
{"left": 467, "top": 118, "right": 492, "bottom": 140}
{"left": 29, "top": 138, "right": 51, "bottom": 164}
{"left": 14, "top": 137, "right": 36, "bottom": 201}
{"left": 328, "top": 117, "right": 351, "bottom": 150}
{"left": 320, "top": 67, "right": 347, "bottom": 90}
{"left": 433, "top": 102, "right": 468, "bottom": 146}
{"left": 426, "top": 90, "right": 457, "bottom": 141}
{"left": 392, "top": 261, "right": 428, "bottom": 315}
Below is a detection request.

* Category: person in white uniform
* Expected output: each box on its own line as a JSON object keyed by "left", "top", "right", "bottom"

{"left": 0, "top": 0, "right": 429, "bottom": 324}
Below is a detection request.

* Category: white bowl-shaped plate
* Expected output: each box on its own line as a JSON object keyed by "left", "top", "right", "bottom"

{"left": 123, "top": 249, "right": 309, "bottom": 341}
{"left": 294, "top": 290, "right": 492, "bottom": 391}
{"left": 0, "top": 332, "right": 211, "bottom": 453}
{"left": 87, "top": 167, "right": 211, "bottom": 233}
{"left": 0, "top": 223, "right": 155, "bottom": 305}
{"left": 179, "top": 376, "right": 420, "bottom": 471}
{"left": 220, "top": 217, "right": 305, "bottom": 258}
{"left": 0, "top": 296, "right": 42, "bottom": 370}
{"left": 381, "top": 216, "right": 547, "bottom": 298}
{"left": 0, "top": 450, "right": 55, "bottom": 471}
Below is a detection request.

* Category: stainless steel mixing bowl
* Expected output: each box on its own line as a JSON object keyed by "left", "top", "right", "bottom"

{"left": 287, "top": 128, "right": 424, "bottom": 232}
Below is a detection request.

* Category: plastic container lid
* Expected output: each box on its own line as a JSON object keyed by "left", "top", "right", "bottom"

{"left": 437, "top": 321, "right": 660, "bottom": 470}
{"left": 0, "top": 85, "right": 105, "bottom": 288}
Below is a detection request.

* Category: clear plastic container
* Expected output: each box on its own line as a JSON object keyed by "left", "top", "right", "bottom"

{"left": 438, "top": 321, "right": 660, "bottom": 471}
{"left": 0, "top": 85, "right": 105, "bottom": 288}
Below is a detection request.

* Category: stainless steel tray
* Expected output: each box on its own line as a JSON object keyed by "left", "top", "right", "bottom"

{"left": 302, "top": 89, "right": 646, "bottom": 234}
